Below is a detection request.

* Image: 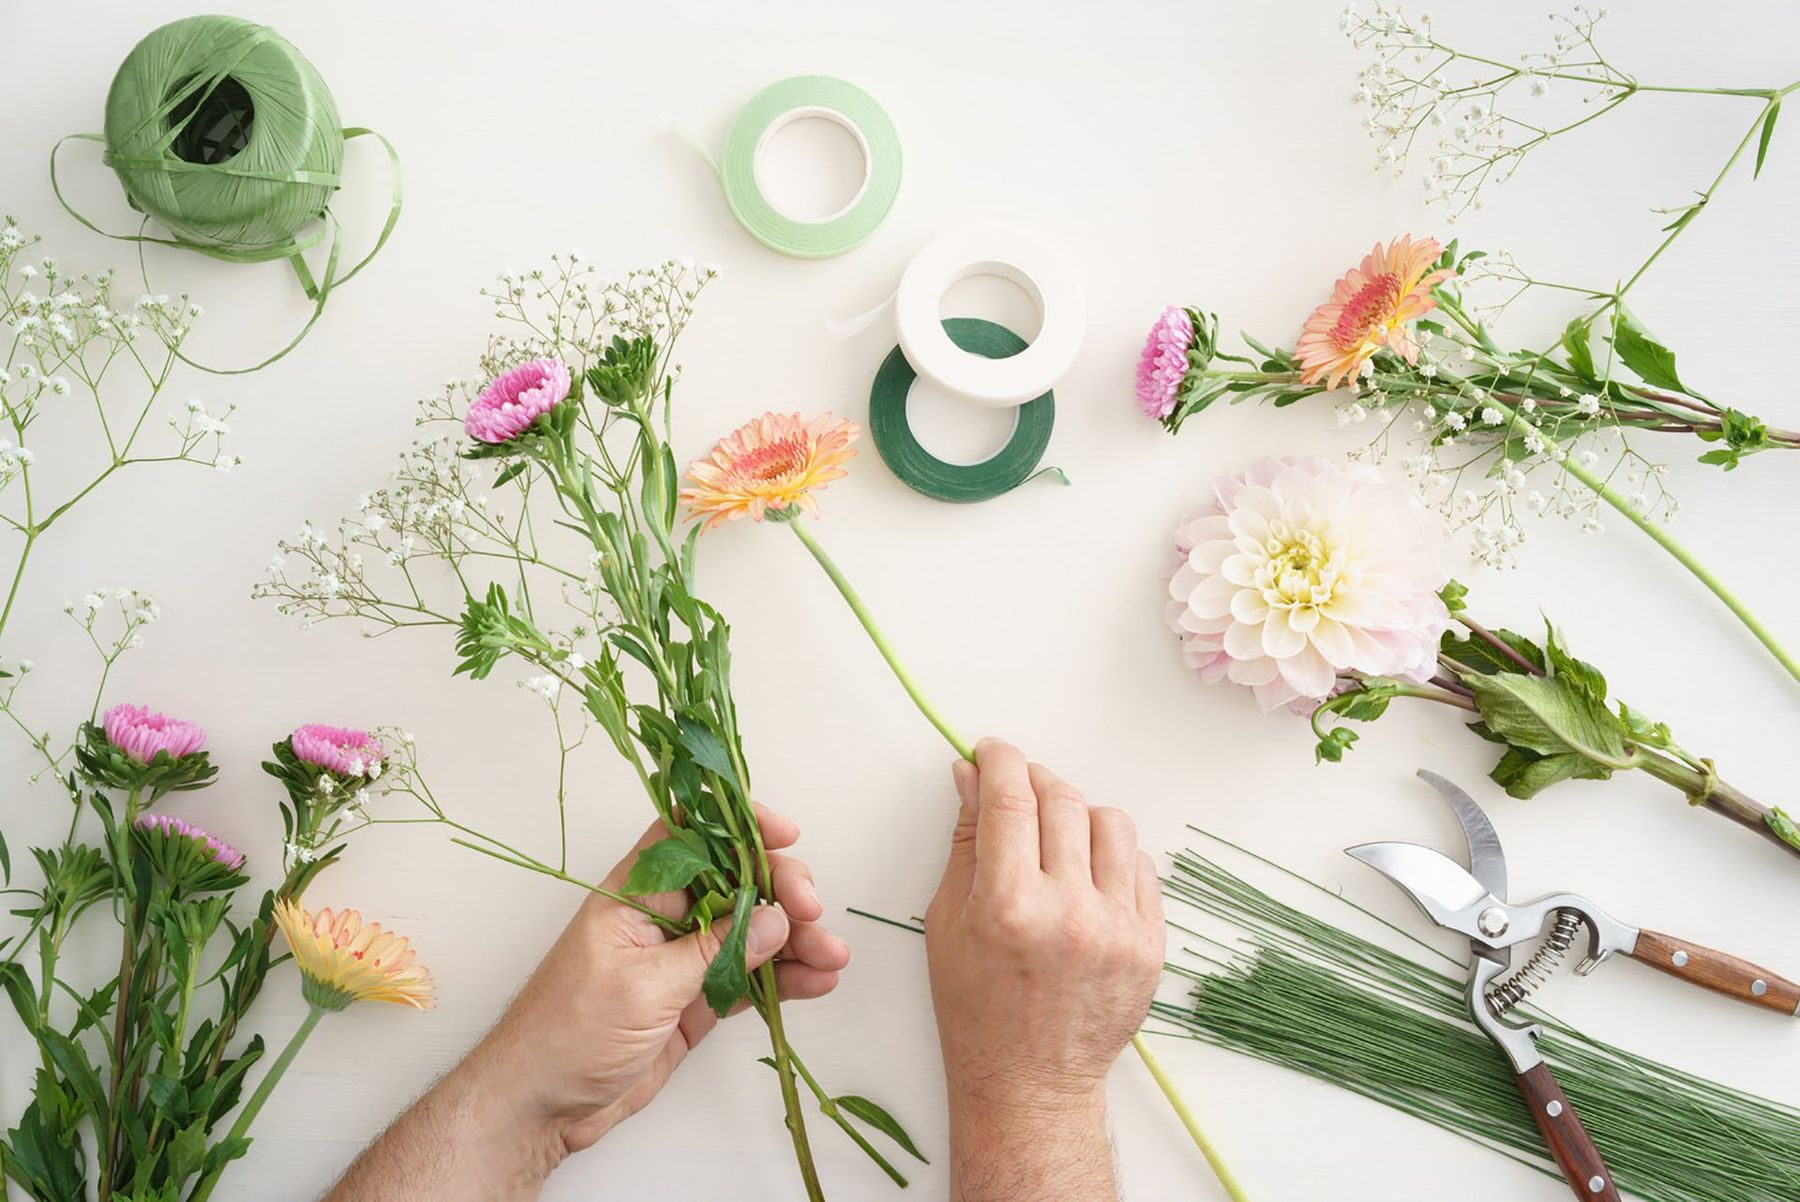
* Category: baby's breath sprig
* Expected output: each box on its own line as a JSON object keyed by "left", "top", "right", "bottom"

{"left": 1343, "top": 4, "right": 1800, "bottom": 224}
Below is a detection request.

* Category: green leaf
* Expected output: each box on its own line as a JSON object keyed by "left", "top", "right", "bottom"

{"left": 1439, "top": 628, "right": 1544, "bottom": 677}
{"left": 1560, "top": 317, "right": 1597, "bottom": 381}
{"left": 1489, "top": 746, "right": 1613, "bottom": 798}
{"left": 1617, "top": 701, "right": 1674, "bottom": 749}
{"left": 677, "top": 717, "right": 738, "bottom": 787}
{"left": 702, "top": 885, "right": 755, "bottom": 1016}
{"left": 621, "top": 836, "right": 711, "bottom": 896}
{"left": 836, "top": 1095, "right": 928, "bottom": 1164}
{"left": 1314, "top": 727, "right": 1358, "bottom": 764}
{"left": 1609, "top": 311, "right": 1686, "bottom": 394}
{"left": 1464, "top": 673, "right": 1630, "bottom": 766}
{"left": 1542, "top": 623, "right": 1607, "bottom": 704}
{"left": 1436, "top": 580, "right": 1468, "bottom": 614}
{"left": 39, "top": 1030, "right": 106, "bottom": 1119}
{"left": 1768, "top": 807, "right": 1800, "bottom": 852}
{"left": 1755, "top": 97, "right": 1780, "bottom": 179}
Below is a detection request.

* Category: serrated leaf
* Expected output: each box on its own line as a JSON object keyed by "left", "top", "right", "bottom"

{"left": 1464, "top": 673, "right": 1630, "bottom": 765}
{"left": 1560, "top": 317, "right": 1596, "bottom": 381}
{"left": 621, "top": 836, "right": 711, "bottom": 896}
{"left": 836, "top": 1094, "right": 928, "bottom": 1163}
{"left": 1542, "top": 623, "right": 1606, "bottom": 703}
{"left": 1610, "top": 311, "right": 1686, "bottom": 394}
{"left": 677, "top": 717, "right": 739, "bottom": 787}
{"left": 1437, "top": 580, "right": 1468, "bottom": 614}
{"left": 1489, "top": 746, "right": 1613, "bottom": 798}
{"left": 701, "top": 885, "right": 755, "bottom": 1017}
{"left": 1439, "top": 628, "right": 1544, "bottom": 677}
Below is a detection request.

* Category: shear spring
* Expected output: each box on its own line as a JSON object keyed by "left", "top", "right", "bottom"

{"left": 1486, "top": 909, "right": 1584, "bottom": 1017}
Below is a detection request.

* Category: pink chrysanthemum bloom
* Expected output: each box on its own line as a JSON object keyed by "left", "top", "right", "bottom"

{"left": 1137, "top": 305, "right": 1195, "bottom": 419}
{"left": 289, "top": 724, "right": 386, "bottom": 777}
{"left": 464, "top": 357, "right": 572, "bottom": 444}
{"left": 1295, "top": 236, "right": 1453, "bottom": 390}
{"left": 680, "top": 412, "right": 859, "bottom": 529}
{"left": 134, "top": 813, "right": 246, "bottom": 871}
{"left": 102, "top": 703, "right": 207, "bottom": 764}
{"left": 1165, "top": 457, "right": 1451, "bottom": 712}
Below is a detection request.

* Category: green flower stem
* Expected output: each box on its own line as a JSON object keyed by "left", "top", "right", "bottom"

{"left": 1130, "top": 1035, "right": 1250, "bottom": 1202}
{"left": 187, "top": 1006, "right": 325, "bottom": 1202}
{"left": 786, "top": 518, "right": 975, "bottom": 761}
{"left": 1631, "top": 747, "right": 1796, "bottom": 858}
{"left": 785, "top": 517, "right": 1244, "bottom": 1196}
{"left": 1489, "top": 398, "right": 1800, "bottom": 686}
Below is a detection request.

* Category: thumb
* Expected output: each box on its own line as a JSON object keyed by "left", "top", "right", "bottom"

{"left": 646, "top": 904, "right": 791, "bottom": 1003}
{"left": 934, "top": 758, "right": 980, "bottom": 904}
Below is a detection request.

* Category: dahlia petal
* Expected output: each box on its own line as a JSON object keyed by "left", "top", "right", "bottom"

{"left": 1262, "top": 614, "right": 1307, "bottom": 660}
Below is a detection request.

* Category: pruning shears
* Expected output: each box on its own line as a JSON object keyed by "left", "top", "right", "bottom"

{"left": 1347, "top": 770, "right": 1799, "bottom": 1202}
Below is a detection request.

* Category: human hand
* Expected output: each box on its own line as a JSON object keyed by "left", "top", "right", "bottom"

{"left": 449, "top": 806, "right": 850, "bottom": 1179}
{"left": 924, "top": 738, "right": 1164, "bottom": 1200}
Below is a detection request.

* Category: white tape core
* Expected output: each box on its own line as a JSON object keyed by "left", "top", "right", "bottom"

{"left": 894, "top": 224, "right": 1085, "bottom": 408}
{"left": 752, "top": 106, "right": 874, "bottom": 225}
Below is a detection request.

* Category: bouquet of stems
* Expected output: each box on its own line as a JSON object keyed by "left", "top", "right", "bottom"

{"left": 255, "top": 255, "right": 919, "bottom": 1198}
{"left": 0, "top": 222, "right": 428, "bottom": 1201}
{"left": 1139, "top": 236, "right": 1800, "bottom": 687}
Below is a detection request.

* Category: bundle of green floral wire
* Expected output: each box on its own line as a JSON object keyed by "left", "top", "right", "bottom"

{"left": 1151, "top": 835, "right": 1800, "bottom": 1202}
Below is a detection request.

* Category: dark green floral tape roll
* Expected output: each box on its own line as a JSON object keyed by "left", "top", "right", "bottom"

{"left": 869, "top": 318, "right": 1057, "bottom": 503}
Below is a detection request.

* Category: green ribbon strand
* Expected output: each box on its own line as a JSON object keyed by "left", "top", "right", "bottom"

{"left": 869, "top": 317, "right": 1066, "bottom": 503}
{"left": 50, "top": 15, "right": 401, "bottom": 374}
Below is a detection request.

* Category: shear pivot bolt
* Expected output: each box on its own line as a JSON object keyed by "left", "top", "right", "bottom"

{"left": 1587, "top": 1175, "right": 1607, "bottom": 1194}
{"left": 1672, "top": 950, "right": 1690, "bottom": 968}
{"left": 1477, "top": 907, "right": 1509, "bottom": 937}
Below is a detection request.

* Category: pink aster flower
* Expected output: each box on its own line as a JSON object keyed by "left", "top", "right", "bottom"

{"left": 134, "top": 813, "right": 246, "bottom": 871}
{"left": 289, "top": 724, "right": 386, "bottom": 777}
{"left": 1165, "top": 457, "right": 1451, "bottom": 712}
{"left": 102, "top": 703, "right": 207, "bottom": 764}
{"left": 465, "top": 357, "right": 572, "bottom": 444}
{"left": 1137, "top": 305, "right": 1195, "bottom": 419}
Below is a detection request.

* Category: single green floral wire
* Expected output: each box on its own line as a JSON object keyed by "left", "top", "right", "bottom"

{"left": 784, "top": 514, "right": 1247, "bottom": 1198}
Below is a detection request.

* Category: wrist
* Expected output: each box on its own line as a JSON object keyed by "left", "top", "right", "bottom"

{"left": 438, "top": 1039, "right": 571, "bottom": 1193}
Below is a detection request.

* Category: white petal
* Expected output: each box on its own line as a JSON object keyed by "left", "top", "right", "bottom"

{"left": 1262, "top": 614, "right": 1306, "bottom": 660}
{"left": 1230, "top": 589, "right": 1270, "bottom": 624}
{"left": 1224, "top": 620, "right": 1265, "bottom": 661}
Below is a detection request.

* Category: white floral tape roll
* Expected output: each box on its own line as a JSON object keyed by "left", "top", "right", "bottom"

{"left": 892, "top": 223, "right": 1085, "bottom": 408}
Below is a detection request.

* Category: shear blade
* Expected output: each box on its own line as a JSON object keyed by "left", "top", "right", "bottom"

{"left": 1416, "top": 769, "right": 1508, "bottom": 901}
{"left": 1345, "top": 841, "right": 1497, "bottom": 943}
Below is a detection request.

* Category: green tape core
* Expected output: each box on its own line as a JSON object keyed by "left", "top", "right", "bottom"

{"left": 870, "top": 318, "right": 1055, "bottom": 503}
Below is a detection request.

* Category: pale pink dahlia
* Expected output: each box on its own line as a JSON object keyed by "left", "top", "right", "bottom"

{"left": 465, "top": 357, "right": 572, "bottom": 444}
{"left": 1137, "top": 306, "right": 1195, "bottom": 419}
{"left": 289, "top": 724, "right": 386, "bottom": 777}
{"left": 1165, "top": 457, "right": 1451, "bottom": 712}
{"left": 102, "top": 703, "right": 207, "bottom": 764}
{"left": 134, "top": 813, "right": 246, "bottom": 871}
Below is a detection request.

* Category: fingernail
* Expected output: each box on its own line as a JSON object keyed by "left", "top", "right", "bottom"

{"left": 747, "top": 906, "right": 788, "bottom": 957}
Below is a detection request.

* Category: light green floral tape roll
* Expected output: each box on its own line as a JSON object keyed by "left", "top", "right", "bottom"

{"left": 51, "top": 14, "right": 401, "bottom": 373}
{"left": 717, "top": 76, "right": 901, "bottom": 259}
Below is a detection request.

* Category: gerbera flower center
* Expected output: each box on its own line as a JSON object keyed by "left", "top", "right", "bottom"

{"left": 1330, "top": 272, "right": 1400, "bottom": 350}
{"left": 733, "top": 437, "right": 808, "bottom": 484}
{"left": 1256, "top": 522, "right": 1341, "bottom": 611}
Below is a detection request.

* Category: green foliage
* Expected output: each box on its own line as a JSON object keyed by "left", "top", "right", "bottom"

{"left": 1768, "top": 807, "right": 1800, "bottom": 853}
{"left": 1695, "top": 407, "right": 1772, "bottom": 470}
{"left": 585, "top": 336, "right": 657, "bottom": 408}
{"left": 1436, "top": 579, "right": 1468, "bottom": 614}
{"left": 1608, "top": 309, "right": 1687, "bottom": 394}
{"left": 453, "top": 582, "right": 552, "bottom": 679}
{"left": 1755, "top": 97, "right": 1781, "bottom": 179}
{"left": 622, "top": 833, "right": 712, "bottom": 896}
{"left": 73, "top": 723, "right": 217, "bottom": 797}
{"left": 1310, "top": 678, "right": 1401, "bottom": 763}
{"left": 701, "top": 886, "right": 755, "bottom": 1017}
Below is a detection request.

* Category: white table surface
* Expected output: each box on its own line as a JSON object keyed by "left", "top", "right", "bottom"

{"left": 4, "top": 2, "right": 1799, "bottom": 1198}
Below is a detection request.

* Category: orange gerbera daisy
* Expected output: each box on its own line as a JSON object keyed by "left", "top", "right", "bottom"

{"left": 681, "top": 412, "right": 859, "bottom": 528}
{"left": 1295, "top": 236, "right": 1453, "bottom": 390}
{"left": 272, "top": 899, "right": 435, "bottom": 1012}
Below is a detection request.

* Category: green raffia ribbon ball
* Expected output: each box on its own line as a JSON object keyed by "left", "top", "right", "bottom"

{"left": 101, "top": 15, "right": 343, "bottom": 258}
{"left": 870, "top": 318, "right": 1059, "bottom": 503}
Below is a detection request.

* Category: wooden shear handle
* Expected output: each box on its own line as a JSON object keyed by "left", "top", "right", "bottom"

{"left": 1515, "top": 1063, "right": 1621, "bottom": 1201}
{"left": 1631, "top": 929, "right": 1800, "bottom": 1015}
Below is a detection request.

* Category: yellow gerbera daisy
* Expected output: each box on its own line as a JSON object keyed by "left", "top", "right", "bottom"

{"left": 680, "top": 412, "right": 859, "bottom": 529}
{"left": 272, "top": 898, "right": 435, "bottom": 1012}
{"left": 1295, "top": 236, "right": 1453, "bottom": 390}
